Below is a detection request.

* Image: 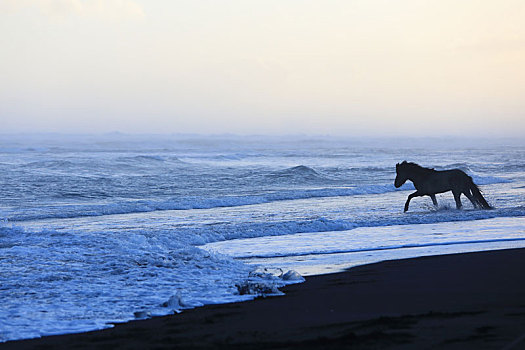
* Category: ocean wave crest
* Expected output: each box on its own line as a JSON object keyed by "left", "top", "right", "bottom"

{"left": 269, "top": 165, "right": 323, "bottom": 181}
{"left": 116, "top": 155, "right": 185, "bottom": 164}
{"left": 5, "top": 185, "right": 399, "bottom": 221}
{"left": 21, "top": 160, "right": 75, "bottom": 169}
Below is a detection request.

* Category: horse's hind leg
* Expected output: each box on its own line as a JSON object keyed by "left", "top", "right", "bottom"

{"left": 464, "top": 190, "right": 478, "bottom": 208}
{"left": 430, "top": 194, "right": 438, "bottom": 208}
{"left": 453, "top": 190, "right": 462, "bottom": 209}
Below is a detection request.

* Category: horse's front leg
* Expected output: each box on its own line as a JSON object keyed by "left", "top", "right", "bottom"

{"left": 404, "top": 191, "right": 421, "bottom": 212}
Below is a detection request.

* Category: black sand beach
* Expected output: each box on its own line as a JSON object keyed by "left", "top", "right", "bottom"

{"left": 3, "top": 248, "right": 525, "bottom": 349}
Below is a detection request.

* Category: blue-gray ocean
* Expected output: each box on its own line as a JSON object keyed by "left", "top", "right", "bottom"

{"left": 1, "top": 134, "right": 524, "bottom": 341}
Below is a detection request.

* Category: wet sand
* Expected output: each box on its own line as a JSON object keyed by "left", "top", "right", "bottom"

{"left": 2, "top": 248, "right": 525, "bottom": 349}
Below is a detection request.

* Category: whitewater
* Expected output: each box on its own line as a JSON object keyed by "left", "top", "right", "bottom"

{"left": 1, "top": 134, "right": 524, "bottom": 342}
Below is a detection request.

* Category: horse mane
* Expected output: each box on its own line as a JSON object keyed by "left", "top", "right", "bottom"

{"left": 399, "top": 161, "right": 436, "bottom": 175}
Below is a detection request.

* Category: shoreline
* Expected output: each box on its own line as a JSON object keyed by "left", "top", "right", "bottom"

{"left": 3, "top": 248, "right": 525, "bottom": 349}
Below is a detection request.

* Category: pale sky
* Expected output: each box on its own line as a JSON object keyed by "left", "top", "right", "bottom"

{"left": 1, "top": 0, "right": 524, "bottom": 136}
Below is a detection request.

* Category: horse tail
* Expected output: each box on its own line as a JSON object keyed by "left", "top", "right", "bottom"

{"left": 468, "top": 178, "right": 492, "bottom": 209}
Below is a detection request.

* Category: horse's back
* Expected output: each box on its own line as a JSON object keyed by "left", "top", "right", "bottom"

{"left": 417, "top": 168, "right": 471, "bottom": 194}
{"left": 436, "top": 168, "right": 468, "bottom": 177}
{"left": 438, "top": 168, "right": 473, "bottom": 189}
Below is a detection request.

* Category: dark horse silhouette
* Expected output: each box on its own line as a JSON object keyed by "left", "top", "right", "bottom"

{"left": 394, "top": 161, "right": 492, "bottom": 212}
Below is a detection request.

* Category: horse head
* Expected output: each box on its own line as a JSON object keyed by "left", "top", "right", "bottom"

{"left": 394, "top": 161, "right": 408, "bottom": 188}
